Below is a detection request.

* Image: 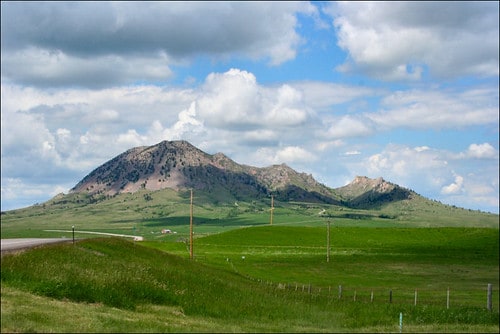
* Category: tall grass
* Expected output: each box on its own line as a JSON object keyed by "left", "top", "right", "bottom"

{"left": 2, "top": 232, "right": 498, "bottom": 332}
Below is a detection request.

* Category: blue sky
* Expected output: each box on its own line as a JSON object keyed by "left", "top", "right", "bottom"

{"left": 1, "top": 1, "right": 499, "bottom": 213}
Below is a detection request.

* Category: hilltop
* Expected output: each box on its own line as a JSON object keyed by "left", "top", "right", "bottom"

{"left": 335, "top": 176, "right": 417, "bottom": 209}
{"left": 70, "top": 140, "right": 341, "bottom": 204}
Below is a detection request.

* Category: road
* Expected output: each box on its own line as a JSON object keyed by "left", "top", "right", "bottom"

{"left": 1, "top": 231, "right": 143, "bottom": 254}
{"left": 44, "top": 230, "right": 144, "bottom": 241}
{"left": 1, "top": 238, "right": 72, "bottom": 253}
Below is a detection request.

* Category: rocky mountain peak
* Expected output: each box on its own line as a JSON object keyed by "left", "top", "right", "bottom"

{"left": 336, "top": 176, "right": 413, "bottom": 208}
{"left": 69, "top": 140, "right": 338, "bottom": 204}
{"left": 351, "top": 176, "right": 393, "bottom": 192}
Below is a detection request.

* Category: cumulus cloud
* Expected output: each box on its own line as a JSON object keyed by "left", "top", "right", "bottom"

{"left": 197, "top": 69, "right": 311, "bottom": 130}
{"left": 326, "top": 1, "right": 499, "bottom": 80}
{"left": 1, "top": 48, "right": 173, "bottom": 89}
{"left": 291, "top": 81, "right": 377, "bottom": 111}
{"left": 1, "top": 178, "right": 71, "bottom": 209}
{"left": 367, "top": 88, "right": 499, "bottom": 130}
{"left": 326, "top": 115, "right": 374, "bottom": 138}
{"left": 441, "top": 173, "right": 465, "bottom": 195}
{"left": 466, "top": 143, "right": 498, "bottom": 159}
{"left": 1, "top": 2, "right": 316, "bottom": 87}
{"left": 250, "top": 146, "right": 317, "bottom": 167}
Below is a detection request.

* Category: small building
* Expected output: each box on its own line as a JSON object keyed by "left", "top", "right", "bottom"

{"left": 161, "top": 229, "right": 172, "bottom": 234}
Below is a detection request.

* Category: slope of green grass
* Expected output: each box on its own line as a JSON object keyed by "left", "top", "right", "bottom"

{"left": 0, "top": 238, "right": 343, "bottom": 332}
{"left": 1, "top": 187, "right": 498, "bottom": 241}
{"left": 2, "top": 234, "right": 498, "bottom": 333}
{"left": 152, "top": 226, "right": 499, "bottom": 303}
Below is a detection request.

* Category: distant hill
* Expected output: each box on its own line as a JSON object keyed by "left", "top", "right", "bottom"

{"left": 71, "top": 140, "right": 341, "bottom": 204}
{"left": 2, "top": 140, "right": 498, "bottom": 232}
{"left": 64, "top": 140, "right": 474, "bottom": 215}
{"left": 335, "top": 176, "right": 416, "bottom": 209}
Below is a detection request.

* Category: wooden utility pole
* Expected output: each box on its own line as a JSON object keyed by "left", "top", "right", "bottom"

{"left": 190, "top": 189, "right": 194, "bottom": 260}
{"left": 270, "top": 195, "right": 274, "bottom": 225}
{"left": 326, "top": 221, "right": 331, "bottom": 263}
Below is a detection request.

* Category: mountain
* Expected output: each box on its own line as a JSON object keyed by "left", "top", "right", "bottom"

{"left": 335, "top": 176, "right": 416, "bottom": 209}
{"left": 4, "top": 140, "right": 497, "bottom": 231}
{"left": 71, "top": 140, "right": 341, "bottom": 204}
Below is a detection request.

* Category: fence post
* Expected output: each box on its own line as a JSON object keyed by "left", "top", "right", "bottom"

{"left": 487, "top": 283, "right": 492, "bottom": 311}
{"left": 353, "top": 290, "right": 357, "bottom": 302}
{"left": 338, "top": 285, "right": 342, "bottom": 299}
{"left": 389, "top": 289, "right": 393, "bottom": 303}
{"left": 447, "top": 287, "right": 450, "bottom": 309}
{"left": 371, "top": 290, "right": 374, "bottom": 303}
{"left": 308, "top": 283, "right": 312, "bottom": 294}
{"left": 414, "top": 289, "right": 417, "bottom": 306}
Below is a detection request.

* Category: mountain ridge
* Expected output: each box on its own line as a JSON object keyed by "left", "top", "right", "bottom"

{"left": 69, "top": 140, "right": 423, "bottom": 208}
{"left": 70, "top": 140, "right": 343, "bottom": 204}
{"left": 4, "top": 140, "right": 498, "bottom": 230}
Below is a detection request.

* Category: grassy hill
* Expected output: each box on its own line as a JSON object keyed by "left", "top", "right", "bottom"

{"left": 1, "top": 185, "right": 498, "bottom": 241}
{"left": 2, "top": 229, "right": 499, "bottom": 332}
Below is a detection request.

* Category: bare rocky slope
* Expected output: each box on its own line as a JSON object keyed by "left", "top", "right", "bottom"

{"left": 334, "top": 176, "right": 417, "bottom": 209}
{"left": 70, "top": 140, "right": 344, "bottom": 204}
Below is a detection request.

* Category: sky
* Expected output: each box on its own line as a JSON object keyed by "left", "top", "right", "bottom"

{"left": 1, "top": 1, "right": 499, "bottom": 213}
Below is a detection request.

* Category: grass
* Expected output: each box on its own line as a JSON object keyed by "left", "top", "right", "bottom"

{"left": 1, "top": 227, "right": 499, "bottom": 332}
{"left": 152, "top": 226, "right": 499, "bottom": 289}
{"left": 1, "top": 190, "right": 498, "bottom": 332}
{"left": 1, "top": 188, "right": 498, "bottom": 241}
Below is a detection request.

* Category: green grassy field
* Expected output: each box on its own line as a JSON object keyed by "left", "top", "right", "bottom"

{"left": 1, "top": 188, "right": 498, "bottom": 241}
{"left": 1, "top": 191, "right": 499, "bottom": 332}
{"left": 2, "top": 226, "right": 499, "bottom": 332}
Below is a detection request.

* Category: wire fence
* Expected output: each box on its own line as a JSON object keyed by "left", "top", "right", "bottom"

{"left": 266, "top": 282, "right": 498, "bottom": 310}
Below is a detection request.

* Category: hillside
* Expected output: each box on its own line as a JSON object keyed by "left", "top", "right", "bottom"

{"left": 70, "top": 140, "right": 340, "bottom": 204}
{"left": 335, "top": 176, "right": 416, "bottom": 209}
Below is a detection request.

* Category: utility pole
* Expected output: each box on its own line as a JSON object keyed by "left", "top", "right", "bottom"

{"left": 326, "top": 221, "right": 331, "bottom": 263}
{"left": 190, "top": 189, "right": 194, "bottom": 260}
{"left": 270, "top": 195, "right": 274, "bottom": 225}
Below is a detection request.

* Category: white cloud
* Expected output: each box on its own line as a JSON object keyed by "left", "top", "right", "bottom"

{"left": 344, "top": 150, "right": 361, "bottom": 156}
{"left": 1, "top": 2, "right": 317, "bottom": 87}
{"left": 326, "top": 115, "right": 374, "bottom": 138}
{"left": 1, "top": 47, "right": 173, "bottom": 88}
{"left": 441, "top": 173, "right": 465, "bottom": 195}
{"left": 291, "top": 81, "right": 377, "bottom": 111}
{"left": 276, "top": 146, "right": 317, "bottom": 163}
{"left": 117, "top": 129, "right": 147, "bottom": 148}
{"left": 466, "top": 143, "right": 497, "bottom": 159}
{"left": 1, "top": 177, "right": 73, "bottom": 210}
{"left": 197, "top": 69, "right": 310, "bottom": 129}
{"left": 327, "top": 1, "right": 499, "bottom": 80}
{"left": 315, "top": 140, "right": 344, "bottom": 152}
{"left": 250, "top": 146, "right": 317, "bottom": 167}
{"left": 367, "top": 88, "right": 499, "bottom": 130}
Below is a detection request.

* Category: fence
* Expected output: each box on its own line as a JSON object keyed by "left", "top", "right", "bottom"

{"left": 265, "top": 282, "right": 498, "bottom": 311}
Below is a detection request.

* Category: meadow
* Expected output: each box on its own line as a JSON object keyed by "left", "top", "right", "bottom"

{"left": 1, "top": 192, "right": 499, "bottom": 332}
{"left": 2, "top": 225, "right": 499, "bottom": 332}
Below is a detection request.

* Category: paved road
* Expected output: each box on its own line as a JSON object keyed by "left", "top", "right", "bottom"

{"left": 1, "top": 238, "right": 72, "bottom": 253}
